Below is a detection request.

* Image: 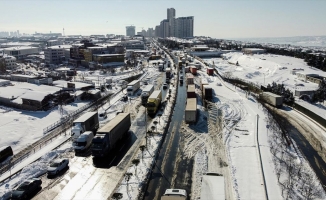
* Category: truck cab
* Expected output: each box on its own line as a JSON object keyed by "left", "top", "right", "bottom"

{"left": 91, "top": 134, "right": 109, "bottom": 157}
{"left": 161, "top": 189, "right": 187, "bottom": 200}
{"left": 73, "top": 131, "right": 94, "bottom": 152}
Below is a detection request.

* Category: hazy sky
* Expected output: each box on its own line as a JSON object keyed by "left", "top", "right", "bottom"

{"left": 1, "top": 0, "right": 326, "bottom": 39}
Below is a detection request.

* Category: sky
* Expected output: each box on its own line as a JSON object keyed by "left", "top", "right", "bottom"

{"left": 1, "top": 0, "right": 326, "bottom": 39}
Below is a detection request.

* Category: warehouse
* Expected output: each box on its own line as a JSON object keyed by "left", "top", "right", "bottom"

{"left": 3, "top": 46, "right": 40, "bottom": 59}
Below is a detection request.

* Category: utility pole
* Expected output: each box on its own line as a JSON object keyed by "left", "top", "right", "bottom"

{"left": 145, "top": 106, "right": 147, "bottom": 148}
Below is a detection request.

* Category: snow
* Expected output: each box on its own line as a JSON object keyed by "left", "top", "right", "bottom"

{"left": 1, "top": 49, "right": 326, "bottom": 199}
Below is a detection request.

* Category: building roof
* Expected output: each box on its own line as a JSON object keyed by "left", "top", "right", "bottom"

{"left": 93, "top": 54, "right": 124, "bottom": 57}
{"left": 0, "top": 82, "right": 61, "bottom": 103}
{"left": 53, "top": 80, "right": 93, "bottom": 89}
{"left": 48, "top": 45, "right": 72, "bottom": 49}
{"left": 4, "top": 46, "right": 39, "bottom": 51}
{"left": 20, "top": 91, "right": 50, "bottom": 102}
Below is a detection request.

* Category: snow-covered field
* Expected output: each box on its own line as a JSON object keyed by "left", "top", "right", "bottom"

{"left": 0, "top": 101, "right": 89, "bottom": 154}
{"left": 204, "top": 52, "right": 326, "bottom": 118}
{"left": 208, "top": 52, "right": 326, "bottom": 92}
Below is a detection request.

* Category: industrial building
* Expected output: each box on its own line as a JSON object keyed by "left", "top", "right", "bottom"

{"left": 44, "top": 45, "right": 71, "bottom": 64}
{"left": 3, "top": 46, "right": 40, "bottom": 59}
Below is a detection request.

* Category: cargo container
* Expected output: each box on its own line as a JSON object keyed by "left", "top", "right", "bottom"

{"left": 186, "top": 73, "right": 194, "bottom": 85}
{"left": 190, "top": 66, "right": 197, "bottom": 75}
{"left": 260, "top": 92, "right": 283, "bottom": 108}
{"left": 147, "top": 90, "right": 162, "bottom": 116}
{"left": 91, "top": 113, "right": 131, "bottom": 157}
{"left": 127, "top": 80, "right": 140, "bottom": 96}
{"left": 207, "top": 67, "right": 214, "bottom": 76}
{"left": 200, "top": 173, "right": 225, "bottom": 200}
{"left": 166, "top": 68, "right": 171, "bottom": 79}
{"left": 71, "top": 112, "right": 99, "bottom": 141}
{"left": 185, "top": 98, "right": 197, "bottom": 123}
{"left": 187, "top": 85, "right": 196, "bottom": 98}
{"left": 203, "top": 85, "right": 213, "bottom": 100}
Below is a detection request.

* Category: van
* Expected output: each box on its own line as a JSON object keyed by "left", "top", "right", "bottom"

{"left": 73, "top": 131, "right": 94, "bottom": 152}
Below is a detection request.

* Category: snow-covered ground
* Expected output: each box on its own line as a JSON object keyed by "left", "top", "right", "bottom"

{"left": 0, "top": 101, "right": 89, "bottom": 154}
{"left": 205, "top": 52, "right": 326, "bottom": 118}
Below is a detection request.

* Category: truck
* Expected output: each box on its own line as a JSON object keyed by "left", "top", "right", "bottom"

{"left": 71, "top": 112, "right": 99, "bottom": 141}
{"left": 260, "top": 92, "right": 283, "bottom": 108}
{"left": 203, "top": 85, "right": 213, "bottom": 100}
{"left": 141, "top": 84, "right": 155, "bottom": 106}
{"left": 73, "top": 131, "right": 94, "bottom": 153}
{"left": 207, "top": 67, "right": 214, "bottom": 76}
{"left": 190, "top": 66, "right": 197, "bottom": 75}
{"left": 158, "top": 63, "right": 164, "bottom": 71}
{"left": 166, "top": 68, "right": 171, "bottom": 80}
{"left": 161, "top": 189, "right": 187, "bottom": 200}
{"left": 127, "top": 80, "right": 140, "bottom": 96}
{"left": 186, "top": 73, "right": 194, "bottom": 85}
{"left": 185, "top": 98, "right": 197, "bottom": 123}
{"left": 200, "top": 173, "right": 225, "bottom": 200}
{"left": 187, "top": 85, "right": 196, "bottom": 98}
{"left": 147, "top": 90, "right": 162, "bottom": 116}
{"left": 91, "top": 113, "right": 131, "bottom": 157}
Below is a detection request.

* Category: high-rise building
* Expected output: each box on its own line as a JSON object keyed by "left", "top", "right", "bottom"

{"left": 126, "top": 26, "right": 136, "bottom": 37}
{"left": 160, "top": 20, "right": 170, "bottom": 38}
{"left": 175, "top": 16, "right": 194, "bottom": 38}
{"left": 167, "top": 8, "right": 176, "bottom": 20}
{"left": 155, "top": 26, "right": 160, "bottom": 37}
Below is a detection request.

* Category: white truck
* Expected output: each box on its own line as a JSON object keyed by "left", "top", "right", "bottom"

{"left": 127, "top": 80, "right": 140, "bottom": 96}
{"left": 260, "top": 92, "right": 283, "bottom": 108}
{"left": 161, "top": 189, "right": 187, "bottom": 200}
{"left": 73, "top": 131, "right": 94, "bottom": 152}
{"left": 200, "top": 173, "right": 225, "bottom": 200}
{"left": 185, "top": 98, "right": 197, "bottom": 123}
{"left": 71, "top": 112, "right": 99, "bottom": 141}
{"left": 141, "top": 84, "right": 155, "bottom": 106}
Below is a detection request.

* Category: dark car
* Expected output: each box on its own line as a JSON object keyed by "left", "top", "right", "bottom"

{"left": 11, "top": 178, "right": 42, "bottom": 199}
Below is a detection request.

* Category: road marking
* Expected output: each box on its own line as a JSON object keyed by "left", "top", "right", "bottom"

{"left": 109, "top": 156, "right": 116, "bottom": 165}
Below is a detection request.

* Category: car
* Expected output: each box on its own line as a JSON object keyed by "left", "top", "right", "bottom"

{"left": 47, "top": 158, "right": 69, "bottom": 176}
{"left": 11, "top": 178, "right": 42, "bottom": 200}
{"left": 98, "top": 111, "right": 107, "bottom": 120}
{"left": 143, "top": 81, "right": 148, "bottom": 85}
{"left": 163, "top": 83, "right": 168, "bottom": 90}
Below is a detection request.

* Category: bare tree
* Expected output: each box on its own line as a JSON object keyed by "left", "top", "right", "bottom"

{"left": 112, "top": 193, "right": 123, "bottom": 200}
{"left": 132, "top": 159, "right": 140, "bottom": 178}
{"left": 300, "top": 172, "right": 323, "bottom": 200}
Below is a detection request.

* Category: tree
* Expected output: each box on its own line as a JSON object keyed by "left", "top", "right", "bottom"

{"left": 124, "top": 172, "right": 133, "bottom": 189}
{"left": 112, "top": 193, "right": 123, "bottom": 200}
{"left": 139, "top": 145, "right": 146, "bottom": 160}
{"left": 132, "top": 159, "right": 140, "bottom": 177}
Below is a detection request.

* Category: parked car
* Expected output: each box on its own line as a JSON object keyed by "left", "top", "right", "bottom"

{"left": 98, "top": 111, "right": 107, "bottom": 121}
{"left": 11, "top": 178, "right": 42, "bottom": 200}
{"left": 47, "top": 158, "right": 69, "bottom": 176}
{"left": 163, "top": 83, "right": 168, "bottom": 90}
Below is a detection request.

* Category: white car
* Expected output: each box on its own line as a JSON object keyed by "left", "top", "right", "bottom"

{"left": 47, "top": 158, "right": 69, "bottom": 176}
